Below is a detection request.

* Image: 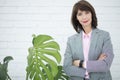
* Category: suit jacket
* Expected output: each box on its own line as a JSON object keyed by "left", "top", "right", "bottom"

{"left": 63, "top": 28, "right": 114, "bottom": 80}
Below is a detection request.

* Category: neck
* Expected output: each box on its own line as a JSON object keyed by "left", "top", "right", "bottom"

{"left": 83, "top": 25, "right": 92, "bottom": 34}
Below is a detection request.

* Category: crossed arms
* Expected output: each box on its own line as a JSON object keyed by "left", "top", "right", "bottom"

{"left": 63, "top": 32, "right": 114, "bottom": 77}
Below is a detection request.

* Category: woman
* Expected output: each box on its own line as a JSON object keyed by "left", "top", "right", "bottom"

{"left": 63, "top": 0, "right": 114, "bottom": 80}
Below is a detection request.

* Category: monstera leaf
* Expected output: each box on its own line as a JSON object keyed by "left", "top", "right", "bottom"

{"left": 26, "top": 34, "right": 62, "bottom": 80}
{"left": 54, "top": 66, "right": 69, "bottom": 80}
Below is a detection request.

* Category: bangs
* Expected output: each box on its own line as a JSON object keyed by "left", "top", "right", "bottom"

{"left": 77, "top": 4, "right": 91, "bottom": 12}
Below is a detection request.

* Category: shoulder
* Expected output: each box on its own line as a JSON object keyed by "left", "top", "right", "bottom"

{"left": 95, "top": 28, "right": 110, "bottom": 36}
{"left": 67, "top": 33, "right": 80, "bottom": 41}
{"left": 95, "top": 28, "right": 111, "bottom": 40}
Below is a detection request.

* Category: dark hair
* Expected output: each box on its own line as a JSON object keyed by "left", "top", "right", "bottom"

{"left": 71, "top": 0, "right": 97, "bottom": 33}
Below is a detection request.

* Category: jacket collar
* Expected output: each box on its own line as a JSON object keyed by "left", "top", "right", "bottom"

{"left": 76, "top": 28, "right": 100, "bottom": 60}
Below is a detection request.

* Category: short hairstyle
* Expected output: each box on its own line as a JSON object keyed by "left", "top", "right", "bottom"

{"left": 71, "top": 0, "right": 97, "bottom": 33}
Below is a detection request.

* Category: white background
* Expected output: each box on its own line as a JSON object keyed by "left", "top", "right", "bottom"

{"left": 0, "top": 0, "right": 120, "bottom": 80}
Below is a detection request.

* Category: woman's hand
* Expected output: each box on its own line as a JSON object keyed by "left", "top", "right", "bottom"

{"left": 98, "top": 53, "right": 107, "bottom": 60}
{"left": 72, "top": 53, "right": 107, "bottom": 67}
{"left": 73, "top": 60, "right": 86, "bottom": 68}
{"left": 72, "top": 60, "right": 80, "bottom": 67}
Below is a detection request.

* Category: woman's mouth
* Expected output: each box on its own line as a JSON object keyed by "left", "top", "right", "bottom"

{"left": 82, "top": 20, "right": 88, "bottom": 23}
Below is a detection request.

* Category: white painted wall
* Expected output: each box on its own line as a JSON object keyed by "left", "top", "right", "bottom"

{"left": 0, "top": 0, "right": 120, "bottom": 80}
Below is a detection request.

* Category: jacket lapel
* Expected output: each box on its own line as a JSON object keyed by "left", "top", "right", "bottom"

{"left": 88, "top": 29, "right": 99, "bottom": 60}
{"left": 77, "top": 32, "right": 84, "bottom": 60}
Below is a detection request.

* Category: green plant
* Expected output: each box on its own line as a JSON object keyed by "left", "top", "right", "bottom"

{"left": 45, "top": 64, "right": 69, "bottom": 80}
{"left": 26, "top": 34, "right": 69, "bottom": 80}
{"left": 0, "top": 56, "right": 13, "bottom": 80}
{"left": 54, "top": 65, "right": 69, "bottom": 80}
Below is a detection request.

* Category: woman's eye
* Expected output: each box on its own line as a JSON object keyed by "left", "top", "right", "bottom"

{"left": 85, "top": 11, "right": 90, "bottom": 14}
{"left": 77, "top": 13, "right": 82, "bottom": 16}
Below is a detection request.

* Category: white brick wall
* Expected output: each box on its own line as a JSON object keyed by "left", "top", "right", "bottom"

{"left": 0, "top": 0, "right": 120, "bottom": 80}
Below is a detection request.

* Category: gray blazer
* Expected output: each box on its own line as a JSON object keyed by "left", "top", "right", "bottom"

{"left": 63, "top": 28, "right": 114, "bottom": 80}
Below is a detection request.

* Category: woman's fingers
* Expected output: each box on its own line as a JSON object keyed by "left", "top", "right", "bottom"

{"left": 72, "top": 60, "right": 80, "bottom": 67}
{"left": 98, "top": 53, "right": 107, "bottom": 60}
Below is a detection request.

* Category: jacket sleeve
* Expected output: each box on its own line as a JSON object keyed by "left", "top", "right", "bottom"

{"left": 87, "top": 32, "right": 114, "bottom": 72}
{"left": 63, "top": 38, "right": 86, "bottom": 77}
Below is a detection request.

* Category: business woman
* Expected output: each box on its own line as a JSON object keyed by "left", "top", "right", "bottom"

{"left": 63, "top": 0, "right": 114, "bottom": 80}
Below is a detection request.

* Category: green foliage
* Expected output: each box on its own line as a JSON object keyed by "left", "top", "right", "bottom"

{"left": 54, "top": 65, "right": 69, "bottom": 80}
{"left": 42, "top": 64, "right": 69, "bottom": 80}
{"left": 26, "top": 34, "right": 68, "bottom": 80}
{"left": 0, "top": 56, "right": 13, "bottom": 80}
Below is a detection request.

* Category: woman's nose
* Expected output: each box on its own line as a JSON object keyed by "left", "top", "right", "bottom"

{"left": 82, "top": 14, "right": 87, "bottom": 19}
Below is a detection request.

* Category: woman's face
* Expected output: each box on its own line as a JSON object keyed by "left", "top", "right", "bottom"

{"left": 76, "top": 10, "right": 92, "bottom": 28}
